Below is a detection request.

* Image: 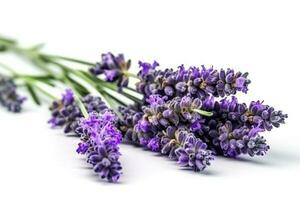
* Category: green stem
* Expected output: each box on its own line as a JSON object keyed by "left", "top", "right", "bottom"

{"left": 123, "top": 70, "right": 139, "bottom": 79}
{"left": 101, "top": 89, "right": 127, "bottom": 107}
{"left": 0, "top": 62, "right": 18, "bottom": 76}
{"left": 0, "top": 62, "right": 56, "bottom": 102}
{"left": 42, "top": 54, "right": 95, "bottom": 67}
{"left": 192, "top": 109, "right": 213, "bottom": 117}
{"left": 0, "top": 35, "right": 16, "bottom": 44}
{"left": 1, "top": 39, "right": 142, "bottom": 111}
{"left": 23, "top": 77, "right": 56, "bottom": 100}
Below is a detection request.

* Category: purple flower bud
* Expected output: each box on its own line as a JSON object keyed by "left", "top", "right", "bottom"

{"left": 76, "top": 142, "right": 89, "bottom": 154}
{"left": 146, "top": 94, "right": 166, "bottom": 107}
{"left": 104, "top": 69, "right": 119, "bottom": 81}
{"left": 138, "top": 60, "right": 159, "bottom": 77}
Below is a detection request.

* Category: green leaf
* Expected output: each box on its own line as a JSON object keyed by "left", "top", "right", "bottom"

{"left": 26, "top": 83, "right": 41, "bottom": 105}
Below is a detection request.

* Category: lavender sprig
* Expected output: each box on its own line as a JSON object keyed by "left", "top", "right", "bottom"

{"left": 136, "top": 62, "right": 250, "bottom": 102}
{"left": 76, "top": 111, "right": 122, "bottom": 182}
{"left": 0, "top": 35, "right": 288, "bottom": 182}
{"left": 89, "top": 52, "right": 132, "bottom": 91}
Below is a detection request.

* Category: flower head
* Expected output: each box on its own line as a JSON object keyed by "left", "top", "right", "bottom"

{"left": 89, "top": 52, "right": 131, "bottom": 91}
{"left": 175, "top": 131, "right": 214, "bottom": 171}
{"left": 136, "top": 64, "right": 251, "bottom": 102}
{"left": 87, "top": 143, "right": 122, "bottom": 182}
{"left": 77, "top": 111, "right": 122, "bottom": 182}
{"left": 62, "top": 89, "right": 74, "bottom": 105}
{"left": 0, "top": 74, "right": 26, "bottom": 112}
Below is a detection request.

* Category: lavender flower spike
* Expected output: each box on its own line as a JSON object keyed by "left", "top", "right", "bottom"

{"left": 89, "top": 52, "right": 131, "bottom": 91}
{"left": 76, "top": 111, "right": 122, "bottom": 183}
{"left": 0, "top": 74, "right": 26, "bottom": 112}
{"left": 136, "top": 64, "right": 251, "bottom": 102}
{"left": 175, "top": 128, "right": 214, "bottom": 171}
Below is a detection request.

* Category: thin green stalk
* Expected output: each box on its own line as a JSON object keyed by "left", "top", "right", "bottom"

{"left": 24, "top": 78, "right": 56, "bottom": 100}
{"left": 123, "top": 70, "right": 139, "bottom": 79}
{"left": 1, "top": 39, "right": 142, "bottom": 111}
{"left": 0, "top": 62, "right": 56, "bottom": 104}
{"left": 0, "top": 62, "right": 18, "bottom": 76}
{"left": 101, "top": 92, "right": 123, "bottom": 115}
{"left": 0, "top": 35, "right": 16, "bottom": 44}
{"left": 101, "top": 89, "right": 127, "bottom": 107}
{"left": 192, "top": 109, "right": 213, "bottom": 117}
{"left": 42, "top": 53, "right": 95, "bottom": 67}
{"left": 33, "top": 84, "right": 56, "bottom": 100}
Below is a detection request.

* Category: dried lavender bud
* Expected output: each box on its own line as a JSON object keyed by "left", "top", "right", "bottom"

{"left": 0, "top": 74, "right": 26, "bottom": 112}
{"left": 48, "top": 89, "right": 108, "bottom": 134}
{"left": 89, "top": 52, "right": 131, "bottom": 91}
{"left": 77, "top": 111, "right": 122, "bottom": 182}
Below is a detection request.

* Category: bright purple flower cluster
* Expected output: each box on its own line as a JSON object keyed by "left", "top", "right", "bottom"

{"left": 48, "top": 89, "right": 107, "bottom": 133}
{"left": 89, "top": 52, "right": 131, "bottom": 91}
{"left": 0, "top": 74, "right": 26, "bottom": 112}
{"left": 76, "top": 111, "right": 122, "bottom": 182}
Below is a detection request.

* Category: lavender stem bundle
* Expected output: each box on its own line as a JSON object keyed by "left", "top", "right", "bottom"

{"left": 0, "top": 35, "right": 288, "bottom": 183}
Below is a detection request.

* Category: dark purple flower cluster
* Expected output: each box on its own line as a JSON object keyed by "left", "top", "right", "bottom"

{"left": 119, "top": 96, "right": 214, "bottom": 171}
{"left": 76, "top": 111, "right": 122, "bottom": 182}
{"left": 198, "top": 96, "right": 287, "bottom": 157}
{"left": 89, "top": 52, "right": 131, "bottom": 91}
{"left": 118, "top": 61, "right": 287, "bottom": 173}
{"left": 136, "top": 62, "right": 250, "bottom": 102}
{"left": 0, "top": 74, "right": 26, "bottom": 112}
{"left": 48, "top": 89, "right": 107, "bottom": 133}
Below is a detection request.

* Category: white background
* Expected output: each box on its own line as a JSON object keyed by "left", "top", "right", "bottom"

{"left": 0, "top": 0, "right": 299, "bottom": 199}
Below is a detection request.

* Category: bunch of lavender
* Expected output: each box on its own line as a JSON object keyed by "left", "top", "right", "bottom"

{"left": 76, "top": 111, "right": 122, "bottom": 182}
{"left": 0, "top": 36, "right": 288, "bottom": 182}
{"left": 120, "top": 60, "right": 287, "bottom": 161}
{"left": 0, "top": 74, "right": 26, "bottom": 112}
